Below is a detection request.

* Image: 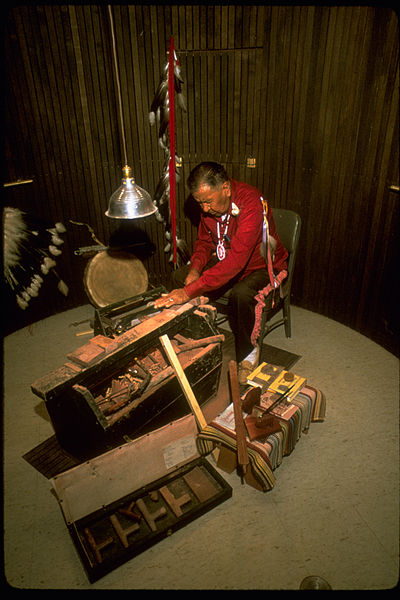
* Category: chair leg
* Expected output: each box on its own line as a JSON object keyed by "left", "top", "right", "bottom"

{"left": 283, "top": 297, "right": 291, "bottom": 338}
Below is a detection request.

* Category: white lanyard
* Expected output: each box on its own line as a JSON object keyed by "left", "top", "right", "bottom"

{"left": 216, "top": 213, "right": 231, "bottom": 261}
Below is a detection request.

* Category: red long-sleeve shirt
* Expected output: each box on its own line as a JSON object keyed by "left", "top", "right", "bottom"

{"left": 184, "top": 179, "right": 288, "bottom": 299}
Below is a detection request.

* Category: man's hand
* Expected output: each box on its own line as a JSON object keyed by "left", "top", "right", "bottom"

{"left": 184, "top": 268, "right": 200, "bottom": 286}
{"left": 153, "top": 288, "right": 190, "bottom": 309}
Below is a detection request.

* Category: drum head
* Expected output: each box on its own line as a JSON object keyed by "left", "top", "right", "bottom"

{"left": 84, "top": 250, "right": 148, "bottom": 308}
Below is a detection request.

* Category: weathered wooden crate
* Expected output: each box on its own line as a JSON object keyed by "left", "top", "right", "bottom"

{"left": 31, "top": 298, "right": 224, "bottom": 459}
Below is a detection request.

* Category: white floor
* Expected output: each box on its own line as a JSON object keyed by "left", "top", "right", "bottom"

{"left": 3, "top": 304, "right": 399, "bottom": 590}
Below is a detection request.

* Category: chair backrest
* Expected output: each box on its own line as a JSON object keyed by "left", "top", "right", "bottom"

{"left": 272, "top": 208, "right": 301, "bottom": 293}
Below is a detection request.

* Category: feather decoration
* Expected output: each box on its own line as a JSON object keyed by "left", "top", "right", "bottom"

{"left": 149, "top": 47, "right": 190, "bottom": 268}
{"left": 149, "top": 51, "right": 186, "bottom": 153}
{"left": 3, "top": 207, "right": 69, "bottom": 310}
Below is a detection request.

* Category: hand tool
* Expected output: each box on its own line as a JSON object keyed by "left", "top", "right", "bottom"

{"left": 228, "top": 360, "right": 249, "bottom": 483}
{"left": 159, "top": 333, "right": 207, "bottom": 431}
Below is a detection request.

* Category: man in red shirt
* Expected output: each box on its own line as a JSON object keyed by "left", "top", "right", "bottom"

{"left": 154, "top": 162, "right": 288, "bottom": 383}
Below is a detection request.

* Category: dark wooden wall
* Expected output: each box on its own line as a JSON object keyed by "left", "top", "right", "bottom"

{"left": 4, "top": 5, "right": 399, "bottom": 355}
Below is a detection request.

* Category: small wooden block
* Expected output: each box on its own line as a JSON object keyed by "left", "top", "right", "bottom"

{"left": 216, "top": 445, "right": 237, "bottom": 474}
{"left": 66, "top": 343, "right": 104, "bottom": 367}
{"left": 63, "top": 361, "right": 83, "bottom": 373}
{"left": 183, "top": 466, "right": 219, "bottom": 503}
{"left": 216, "top": 447, "right": 264, "bottom": 492}
{"left": 90, "top": 335, "right": 119, "bottom": 353}
{"left": 244, "top": 414, "right": 281, "bottom": 441}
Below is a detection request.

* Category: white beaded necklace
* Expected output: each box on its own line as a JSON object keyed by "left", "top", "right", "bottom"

{"left": 216, "top": 211, "right": 231, "bottom": 261}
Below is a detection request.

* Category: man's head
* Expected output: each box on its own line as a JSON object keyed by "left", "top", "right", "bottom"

{"left": 187, "top": 162, "right": 231, "bottom": 217}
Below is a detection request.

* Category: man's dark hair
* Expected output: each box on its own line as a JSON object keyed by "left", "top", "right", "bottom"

{"left": 187, "top": 162, "right": 229, "bottom": 193}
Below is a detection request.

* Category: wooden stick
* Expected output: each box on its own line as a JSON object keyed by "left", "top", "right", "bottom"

{"left": 229, "top": 360, "right": 249, "bottom": 482}
{"left": 263, "top": 383, "right": 296, "bottom": 415}
{"left": 75, "top": 330, "right": 94, "bottom": 336}
{"left": 159, "top": 333, "right": 207, "bottom": 431}
{"left": 175, "top": 334, "right": 225, "bottom": 353}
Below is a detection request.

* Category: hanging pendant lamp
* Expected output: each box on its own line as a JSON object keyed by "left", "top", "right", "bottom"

{"left": 105, "top": 6, "right": 156, "bottom": 219}
{"left": 105, "top": 164, "right": 156, "bottom": 219}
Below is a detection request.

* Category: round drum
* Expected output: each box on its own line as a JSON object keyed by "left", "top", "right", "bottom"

{"left": 84, "top": 250, "right": 148, "bottom": 308}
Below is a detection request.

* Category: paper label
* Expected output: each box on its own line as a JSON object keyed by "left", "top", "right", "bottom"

{"left": 162, "top": 435, "right": 197, "bottom": 470}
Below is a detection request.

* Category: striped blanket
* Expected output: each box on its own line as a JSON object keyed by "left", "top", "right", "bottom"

{"left": 196, "top": 385, "right": 326, "bottom": 492}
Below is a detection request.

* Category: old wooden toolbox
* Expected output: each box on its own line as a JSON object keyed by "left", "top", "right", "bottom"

{"left": 92, "top": 286, "right": 167, "bottom": 337}
{"left": 31, "top": 298, "right": 224, "bottom": 459}
{"left": 51, "top": 414, "right": 232, "bottom": 583}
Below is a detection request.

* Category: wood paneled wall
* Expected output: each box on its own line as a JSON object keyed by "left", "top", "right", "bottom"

{"left": 4, "top": 5, "right": 399, "bottom": 355}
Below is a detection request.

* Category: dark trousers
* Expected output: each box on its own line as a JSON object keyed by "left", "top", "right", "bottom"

{"left": 169, "top": 262, "right": 275, "bottom": 363}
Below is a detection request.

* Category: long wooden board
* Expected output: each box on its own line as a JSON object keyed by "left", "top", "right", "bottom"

{"left": 159, "top": 333, "right": 207, "bottom": 431}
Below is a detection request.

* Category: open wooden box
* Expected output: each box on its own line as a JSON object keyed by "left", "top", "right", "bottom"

{"left": 92, "top": 286, "right": 167, "bottom": 337}
{"left": 51, "top": 414, "right": 232, "bottom": 583}
{"left": 31, "top": 299, "right": 223, "bottom": 459}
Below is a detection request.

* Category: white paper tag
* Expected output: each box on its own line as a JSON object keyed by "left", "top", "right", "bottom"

{"left": 162, "top": 435, "right": 198, "bottom": 470}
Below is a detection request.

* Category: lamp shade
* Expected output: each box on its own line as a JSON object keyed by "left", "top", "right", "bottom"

{"left": 105, "top": 165, "right": 156, "bottom": 219}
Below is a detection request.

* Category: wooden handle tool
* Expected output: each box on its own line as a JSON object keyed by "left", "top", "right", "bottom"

{"left": 228, "top": 360, "right": 249, "bottom": 483}
{"left": 159, "top": 333, "right": 207, "bottom": 431}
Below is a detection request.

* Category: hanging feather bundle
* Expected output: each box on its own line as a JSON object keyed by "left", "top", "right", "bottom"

{"left": 149, "top": 48, "right": 189, "bottom": 267}
{"left": 152, "top": 154, "right": 189, "bottom": 266}
{"left": 149, "top": 53, "right": 187, "bottom": 139}
{"left": 153, "top": 156, "right": 182, "bottom": 227}
{"left": 3, "top": 207, "right": 69, "bottom": 310}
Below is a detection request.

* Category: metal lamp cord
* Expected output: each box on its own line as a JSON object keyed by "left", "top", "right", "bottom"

{"left": 108, "top": 5, "right": 128, "bottom": 166}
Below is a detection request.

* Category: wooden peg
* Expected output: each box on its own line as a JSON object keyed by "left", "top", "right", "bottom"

{"left": 83, "top": 526, "right": 114, "bottom": 564}
{"left": 109, "top": 513, "right": 140, "bottom": 548}
{"left": 136, "top": 498, "right": 167, "bottom": 532}
{"left": 118, "top": 500, "right": 142, "bottom": 521}
{"left": 159, "top": 485, "right": 191, "bottom": 517}
{"left": 183, "top": 466, "right": 219, "bottom": 502}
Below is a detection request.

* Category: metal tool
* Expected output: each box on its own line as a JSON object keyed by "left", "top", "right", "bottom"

{"left": 262, "top": 382, "right": 296, "bottom": 415}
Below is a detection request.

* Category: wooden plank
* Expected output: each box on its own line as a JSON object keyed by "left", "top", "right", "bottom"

{"left": 220, "top": 51, "right": 228, "bottom": 162}
{"left": 69, "top": 6, "right": 106, "bottom": 243}
{"left": 200, "top": 54, "right": 208, "bottom": 157}
{"left": 228, "top": 360, "right": 249, "bottom": 480}
{"left": 12, "top": 7, "right": 58, "bottom": 204}
{"left": 253, "top": 6, "right": 268, "bottom": 194}
{"left": 226, "top": 52, "right": 235, "bottom": 161}
{"left": 51, "top": 6, "right": 86, "bottom": 224}
{"left": 207, "top": 52, "right": 215, "bottom": 158}
{"left": 5, "top": 11, "right": 40, "bottom": 194}
{"left": 124, "top": 6, "right": 143, "bottom": 178}
{"left": 238, "top": 49, "right": 248, "bottom": 164}
{"left": 280, "top": 7, "right": 299, "bottom": 207}
{"left": 159, "top": 333, "right": 207, "bottom": 431}
{"left": 290, "top": 6, "right": 315, "bottom": 210}
{"left": 37, "top": 6, "right": 72, "bottom": 227}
